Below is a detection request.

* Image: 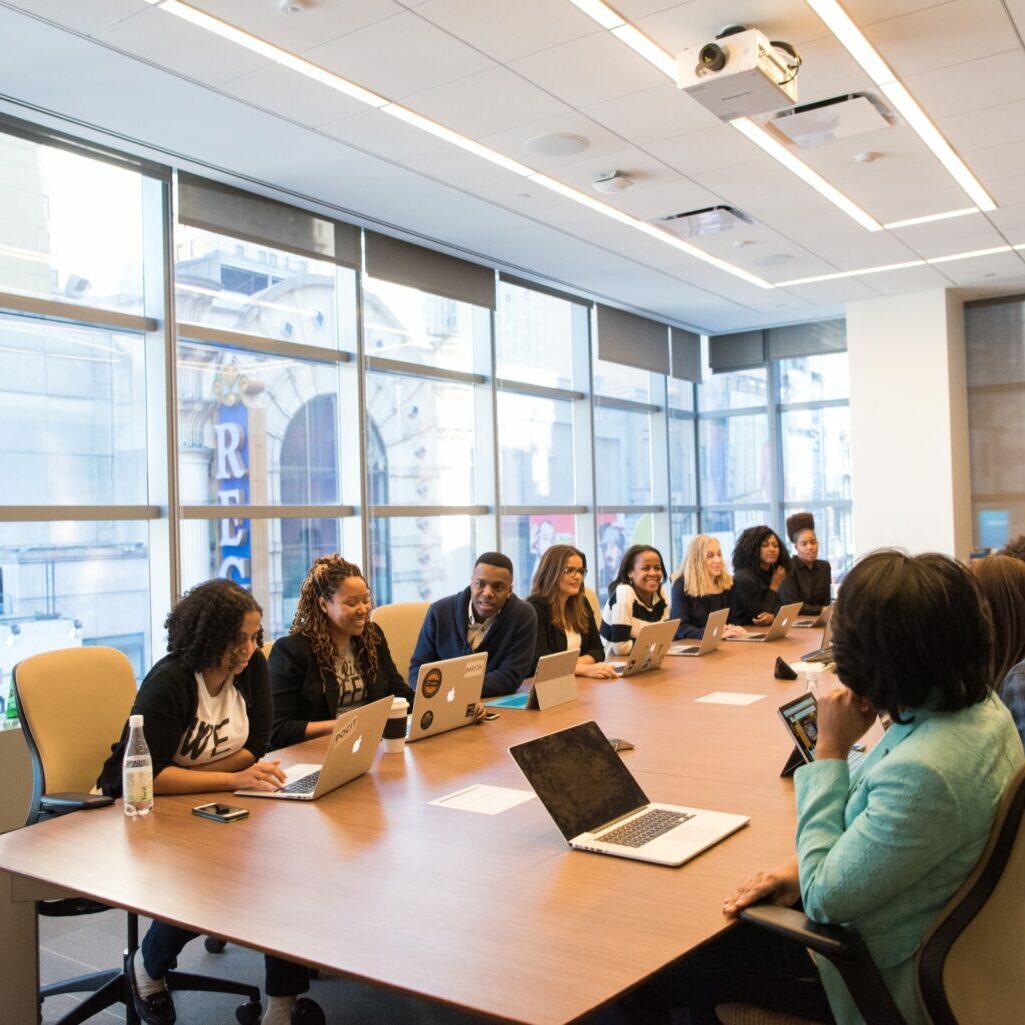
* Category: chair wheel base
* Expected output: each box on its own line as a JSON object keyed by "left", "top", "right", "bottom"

{"left": 236, "top": 999, "right": 262, "bottom": 1024}
{"left": 205, "top": 937, "right": 227, "bottom": 953}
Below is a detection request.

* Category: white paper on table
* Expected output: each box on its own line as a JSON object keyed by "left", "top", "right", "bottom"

{"left": 429, "top": 784, "right": 535, "bottom": 815}
{"left": 695, "top": 691, "right": 765, "bottom": 706}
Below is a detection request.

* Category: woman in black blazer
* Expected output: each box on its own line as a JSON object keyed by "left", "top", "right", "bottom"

{"left": 731, "top": 525, "right": 792, "bottom": 625}
{"left": 270, "top": 555, "right": 413, "bottom": 750}
{"left": 527, "top": 544, "right": 618, "bottom": 679}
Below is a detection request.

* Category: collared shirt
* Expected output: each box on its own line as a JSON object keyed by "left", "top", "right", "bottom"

{"left": 467, "top": 599, "right": 496, "bottom": 652}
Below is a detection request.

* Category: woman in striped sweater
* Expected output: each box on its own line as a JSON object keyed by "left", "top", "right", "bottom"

{"left": 599, "top": 544, "right": 670, "bottom": 657}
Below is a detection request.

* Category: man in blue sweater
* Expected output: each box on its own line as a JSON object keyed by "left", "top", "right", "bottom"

{"left": 408, "top": 552, "right": 538, "bottom": 698}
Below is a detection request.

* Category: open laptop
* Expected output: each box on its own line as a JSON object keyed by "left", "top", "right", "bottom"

{"left": 726, "top": 602, "right": 802, "bottom": 643}
{"left": 609, "top": 619, "right": 681, "bottom": 676}
{"left": 486, "top": 648, "right": 579, "bottom": 710}
{"left": 667, "top": 607, "right": 730, "bottom": 657}
{"left": 794, "top": 604, "right": 832, "bottom": 630}
{"left": 510, "top": 721, "right": 749, "bottom": 867}
{"left": 802, "top": 613, "right": 835, "bottom": 663}
{"left": 236, "top": 695, "right": 392, "bottom": 801}
{"left": 407, "top": 651, "right": 488, "bottom": 743}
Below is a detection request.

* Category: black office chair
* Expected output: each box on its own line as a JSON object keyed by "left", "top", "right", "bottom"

{"left": 716, "top": 762, "right": 1025, "bottom": 1025}
{"left": 14, "top": 646, "right": 262, "bottom": 1025}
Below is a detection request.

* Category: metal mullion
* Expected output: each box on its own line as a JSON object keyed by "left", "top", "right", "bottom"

{"left": 181, "top": 505, "right": 356, "bottom": 520}
{"left": 699, "top": 502, "right": 772, "bottom": 512}
{"left": 597, "top": 505, "right": 664, "bottom": 514}
{"left": 778, "top": 398, "right": 848, "bottom": 413}
{"left": 499, "top": 506, "right": 588, "bottom": 516}
{"left": 355, "top": 259, "right": 370, "bottom": 573}
{"left": 365, "top": 354, "right": 485, "bottom": 386}
{"left": 593, "top": 394, "right": 661, "bottom": 414}
{"left": 768, "top": 358, "right": 784, "bottom": 535}
{"left": 0, "top": 290, "right": 156, "bottom": 333}
{"left": 0, "top": 506, "right": 161, "bottom": 522}
{"left": 369, "top": 505, "right": 490, "bottom": 518}
{"left": 179, "top": 323, "right": 351, "bottom": 365}
{"left": 496, "top": 378, "right": 585, "bottom": 402}
{"left": 696, "top": 404, "right": 768, "bottom": 420}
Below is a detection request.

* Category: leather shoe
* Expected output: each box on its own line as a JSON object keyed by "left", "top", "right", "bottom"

{"left": 127, "top": 951, "right": 177, "bottom": 1025}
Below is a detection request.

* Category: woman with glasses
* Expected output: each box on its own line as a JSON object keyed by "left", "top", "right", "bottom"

{"left": 269, "top": 554, "right": 413, "bottom": 750}
{"left": 528, "top": 544, "right": 618, "bottom": 679}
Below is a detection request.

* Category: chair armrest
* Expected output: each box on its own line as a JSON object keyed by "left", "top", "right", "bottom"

{"left": 40, "top": 793, "right": 114, "bottom": 814}
{"left": 739, "top": 905, "right": 861, "bottom": 960}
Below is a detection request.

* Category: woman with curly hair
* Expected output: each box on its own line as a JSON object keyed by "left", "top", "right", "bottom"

{"left": 670, "top": 535, "right": 747, "bottom": 640}
{"left": 528, "top": 544, "right": 618, "bottom": 679}
{"left": 731, "top": 524, "right": 791, "bottom": 626}
{"left": 778, "top": 511, "right": 832, "bottom": 616}
{"left": 599, "top": 544, "right": 670, "bottom": 657}
{"left": 269, "top": 554, "right": 412, "bottom": 750}
{"left": 98, "top": 579, "right": 322, "bottom": 1025}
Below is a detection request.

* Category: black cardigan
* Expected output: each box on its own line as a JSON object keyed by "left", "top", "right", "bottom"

{"left": 669, "top": 578, "right": 739, "bottom": 639}
{"left": 269, "top": 628, "right": 413, "bottom": 750}
{"left": 96, "top": 650, "right": 272, "bottom": 796}
{"left": 778, "top": 558, "right": 832, "bottom": 615}
{"left": 732, "top": 567, "right": 783, "bottom": 625}
{"left": 526, "top": 594, "right": 604, "bottom": 673}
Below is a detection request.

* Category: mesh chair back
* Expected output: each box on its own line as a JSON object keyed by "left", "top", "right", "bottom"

{"left": 918, "top": 762, "right": 1025, "bottom": 1025}
{"left": 370, "top": 601, "right": 430, "bottom": 681}
{"left": 14, "top": 646, "right": 136, "bottom": 822}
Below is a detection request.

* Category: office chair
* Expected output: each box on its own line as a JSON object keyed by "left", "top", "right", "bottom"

{"left": 14, "top": 646, "right": 262, "bottom": 1025}
{"left": 370, "top": 601, "right": 429, "bottom": 680}
{"left": 583, "top": 587, "right": 602, "bottom": 627}
{"left": 715, "top": 762, "right": 1025, "bottom": 1025}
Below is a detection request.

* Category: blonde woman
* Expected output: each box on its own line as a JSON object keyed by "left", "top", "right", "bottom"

{"left": 269, "top": 554, "right": 412, "bottom": 749}
{"left": 527, "top": 544, "right": 618, "bottom": 679}
{"left": 670, "top": 535, "right": 747, "bottom": 640}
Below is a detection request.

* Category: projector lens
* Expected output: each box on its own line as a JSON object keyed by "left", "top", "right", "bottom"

{"left": 698, "top": 43, "right": 727, "bottom": 72}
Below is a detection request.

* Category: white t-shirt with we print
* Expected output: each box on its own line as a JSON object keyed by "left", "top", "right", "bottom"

{"left": 173, "top": 673, "right": 250, "bottom": 767}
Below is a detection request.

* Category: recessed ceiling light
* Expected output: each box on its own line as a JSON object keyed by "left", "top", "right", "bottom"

{"left": 522, "top": 134, "right": 590, "bottom": 157}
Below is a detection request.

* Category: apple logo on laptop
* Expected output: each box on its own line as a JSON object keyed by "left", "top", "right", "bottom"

{"left": 445, "top": 687, "right": 456, "bottom": 703}
{"left": 352, "top": 735, "right": 362, "bottom": 754}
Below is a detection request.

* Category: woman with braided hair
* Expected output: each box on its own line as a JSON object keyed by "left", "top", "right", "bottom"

{"left": 269, "top": 555, "right": 412, "bottom": 750}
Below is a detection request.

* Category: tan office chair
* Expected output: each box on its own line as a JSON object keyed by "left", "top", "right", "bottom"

{"left": 716, "top": 762, "right": 1025, "bottom": 1025}
{"left": 584, "top": 587, "right": 603, "bottom": 626}
{"left": 14, "top": 646, "right": 262, "bottom": 1025}
{"left": 370, "top": 601, "right": 430, "bottom": 680}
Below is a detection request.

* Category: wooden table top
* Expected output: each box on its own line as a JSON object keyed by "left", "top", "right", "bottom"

{"left": 0, "top": 634, "right": 832, "bottom": 1024}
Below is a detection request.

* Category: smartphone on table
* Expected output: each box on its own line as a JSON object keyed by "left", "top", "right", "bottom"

{"left": 192, "top": 802, "right": 249, "bottom": 823}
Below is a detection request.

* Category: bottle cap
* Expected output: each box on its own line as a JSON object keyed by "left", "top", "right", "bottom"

{"left": 129, "top": 714, "right": 144, "bottom": 728}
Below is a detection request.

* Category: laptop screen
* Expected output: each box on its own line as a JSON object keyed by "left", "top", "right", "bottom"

{"left": 510, "top": 721, "right": 649, "bottom": 840}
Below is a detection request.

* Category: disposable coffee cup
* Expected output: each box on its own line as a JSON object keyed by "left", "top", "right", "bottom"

{"left": 381, "top": 697, "right": 408, "bottom": 753}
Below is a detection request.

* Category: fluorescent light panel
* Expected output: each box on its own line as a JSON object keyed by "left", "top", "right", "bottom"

{"left": 731, "top": 118, "right": 882, "bottom": 231}
{"left": 566, "top": 0, "right": 625, "bottom": 30}
{"left": 883, "top": 207, "right": 978, "bottom": 229}
{"left": 805, "top": 0, "right": 996, "bottom": 211}
{"left": 610, "top": 24, "right": 677, "bottom": 80}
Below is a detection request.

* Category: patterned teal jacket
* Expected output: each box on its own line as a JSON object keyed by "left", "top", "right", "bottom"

{"left": 794, "top": 691, "right": 1024, "bottom": 1025}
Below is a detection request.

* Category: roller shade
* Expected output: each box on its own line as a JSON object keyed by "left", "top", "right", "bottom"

{"left": 709, "top": 329, "right": 765, "bottom": 372}
{"left": 177, "top": 172, "right": 359, "bottom": 268}
{"left": 670, "top": 327, "right": 701, "bottom": 381}
{"left": 365, "top": 232, "right": 496, "bottom": 310}
{"left": 596, "top": 305, "right": 669, "bottom": 374}
{"left": 766, "top": 319, "right": 846, "bottom": 359}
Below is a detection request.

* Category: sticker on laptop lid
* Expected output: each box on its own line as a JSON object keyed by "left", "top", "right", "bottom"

{"left": 420, "top": 710, "right": 434, "bottom": 731}
{"left": 421, "top": 668, "right": 442, "bottom": 699}
{"left": 465, "top": 703, "right": 476, "bottom": 718}
{"left": 463, "top": 658, "right": 485, "bottom": 677}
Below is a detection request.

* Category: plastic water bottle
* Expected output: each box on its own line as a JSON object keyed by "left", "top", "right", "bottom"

{"left": 122, "top": 714, "right": 153, "bottom": 817}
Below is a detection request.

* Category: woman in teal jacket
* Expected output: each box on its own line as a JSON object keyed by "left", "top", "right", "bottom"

{"left": 623, "top": 551, "right": 1024, "bottom": 1025}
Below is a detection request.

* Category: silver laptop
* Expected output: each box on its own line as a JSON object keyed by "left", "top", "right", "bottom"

{"left": 236, "top": 695, "right": 392, "bottom": 801}
{"left": 407, "top": 651, "right": 488, "bottom": 743}
{"left": 510, "top": 721, "right": 749, "bottom": 867}
{"left": 668, "top": 607, "right": 730, "bottom": 657}
{"left": 486, "top": 648, "right": 579, "bottom": 711}
{"left": 726, "top": 602, "right": 802, "bottom": 642}
{"left": 793, "top": 604, "right": 832, "bottom": 630}
{"left": 609, "top": 618, "right": 681, "bottom": 676}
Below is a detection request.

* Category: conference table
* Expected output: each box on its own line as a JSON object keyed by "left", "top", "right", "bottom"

{"left": 0, "top": 631, "right": 833, "bottom": 1024}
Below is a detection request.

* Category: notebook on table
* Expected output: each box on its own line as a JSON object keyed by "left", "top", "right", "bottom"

{"left": 668, "top": 607, "right": 730, "bottom": 657}
{"left": 487, "top": 648, "right": 579, "bottom": 710}
{"left": 726, "top": 602, "right": 802, "bottom": 643}
{"left": 609, "top": 619, "right": 681, "bottom": 676}
{"left": 407, "top": 651, "right": 488, "bottom": 743}
{"left": 235, "top": 695, "right": 392, "bottom": 801}
{"left": 510, "top": 721, "right": 749, "bottom": 867}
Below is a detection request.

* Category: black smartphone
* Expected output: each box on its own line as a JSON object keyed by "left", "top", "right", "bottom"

{"left": 192, "top": 802, "right": 249, "bottom": 823}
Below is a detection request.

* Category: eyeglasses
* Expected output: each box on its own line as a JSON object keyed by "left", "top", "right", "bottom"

{"left": 561, "top": 566, "right": 586, "bottom": 577}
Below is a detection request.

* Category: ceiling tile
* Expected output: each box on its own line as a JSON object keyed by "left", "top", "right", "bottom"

{"left": 985, "top": 204, "right": 1025, "bottom": 240}
{"left": 986, "top": 172, "right": 1025, "bottom": 208}
{"left": 860, "top": 264, "right": 953, "bottom": 293}
{"left": 604, "top": 178, "right": 724, "bottom": 222}
{"left": 779, "top": 35, "right": 874, "bottom": 106}
{"left": 508, "top": 32, "right": 667, "bottom": 109}
{"left": 778, "top": 278, "right": 883, "bottom": 306}
{"left": 218, "top": 63, "right": 369, "bottom": 128}
{"left": 411, "top": 0, "right": 598, "bottom": 62}
{"left": 398, "top": 67, "right": 570, "bottom": 138}
{"left": 939, "top": 96, "right": 1025, "bottom": 153}
{"left": 888, "top": 216, "right": 1006, "bottom": 256}
{"left": 189, "top": 0, "right": 402, "bottom": 52}
{"left": 583, "top": 84, "right": 719, "bottom": 147}
{"left": 827, "top": 157, "right": 971, "bottom": 224}
{"left": 930, "top": 248, "right": 1025, "bottom": 286}
{"left": 963, "top": 139, "right": 1025, "bottom": 184}
{"left": 7, "top": 0, "right": 145, "bottom": 34}
{"left": 907, "top": 50, "right": 1025, "bottom": 122}
{"left": 304, "top": 10, "right": 494, "bottom": 100}
{"left": 646, "top": 123, "right": 764, "bottom": 179}
{"left": 91, "top": 6, "right": 269, "bottom": 86}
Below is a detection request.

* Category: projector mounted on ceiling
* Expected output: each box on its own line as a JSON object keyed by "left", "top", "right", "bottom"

{"left": 677, "top": 27, "right": 800, "bottom": 120}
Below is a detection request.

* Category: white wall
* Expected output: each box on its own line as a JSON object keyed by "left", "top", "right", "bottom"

{"left": 847, "top": 289, "right": 971, "bottom": 559}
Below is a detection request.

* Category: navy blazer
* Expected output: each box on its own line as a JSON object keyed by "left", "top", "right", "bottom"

{"left": 408, "top": 588, "right": 537, "bottom": 698}
{"left": 526, "top": 594, "right": 604, "bottom": 673}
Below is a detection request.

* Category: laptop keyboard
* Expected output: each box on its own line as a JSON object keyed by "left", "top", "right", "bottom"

{"left": 596, "top": 807, "right": 694, "bottom": 848}
{"left": 280, "top": 771, "right": 319, "bottom": 795}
